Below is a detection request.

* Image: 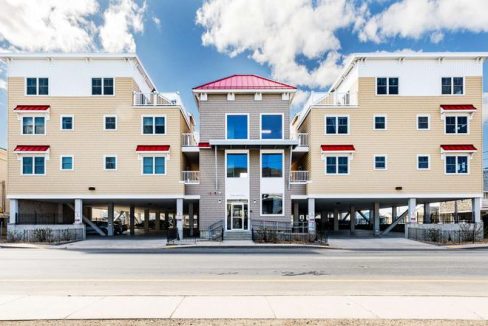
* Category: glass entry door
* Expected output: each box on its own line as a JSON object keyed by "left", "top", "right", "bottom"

{"left": 226, "top": 201, "right": 249, "bottom": 231}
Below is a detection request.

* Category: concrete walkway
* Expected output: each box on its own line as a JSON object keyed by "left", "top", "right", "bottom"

{"left": 0, "top": 295, "right": 487, "bottom": 320}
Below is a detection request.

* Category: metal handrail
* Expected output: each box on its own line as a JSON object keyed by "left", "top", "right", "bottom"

{"left": 294, "top": 133, "right": 309, "bottom": 147}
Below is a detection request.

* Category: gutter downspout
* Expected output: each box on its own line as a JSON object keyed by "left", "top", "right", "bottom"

{"left": 215, "top": 145, "right": 218, "bottom": 191}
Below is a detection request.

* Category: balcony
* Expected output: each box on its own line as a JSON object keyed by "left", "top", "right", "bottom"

{"left": 181, "top": 171, "right": 200, "bottom": 184}
{"left": 294, "top": 133, "right": 309, "bottom": 147}
{"left": 290, "top": 171, "right": 309, "bottom": 184}
{"left": 320, "top": 91, "right": 358, "bottom": 106}
{"left": 133, "top": 92, "right": 177, "bottom": 106}
{"left": 182, "top": 133, "right": 198, "bottom": 147}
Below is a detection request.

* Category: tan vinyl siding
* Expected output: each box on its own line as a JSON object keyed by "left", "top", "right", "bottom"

{"left": 306, "top": 76, "right": 483, "bottom": 195}
{"left": 8, "top": 77, "right": 185, "bottom": 196}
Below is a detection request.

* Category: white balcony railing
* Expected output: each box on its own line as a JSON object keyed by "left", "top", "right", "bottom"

{"left": 182, "top": 171, "right": 200, "bottom": 184}
{"left": 182, "top": 133, "right": 198, "bottom": 147}
{"left": 133, "top": 92, "right": 177, "bottom": 106}
{"left": 294, "top": 133, "right": 309, "bottom": 147}
{"left": 321, "top": 91, "right": 358, "bottom": 106}
{"left": 290, "top": 171, "right": 309, "bottom": 184}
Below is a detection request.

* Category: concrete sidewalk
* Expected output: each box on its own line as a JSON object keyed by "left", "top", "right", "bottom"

{"left": 0, "top": 295, "right": 487, "bottom": 320}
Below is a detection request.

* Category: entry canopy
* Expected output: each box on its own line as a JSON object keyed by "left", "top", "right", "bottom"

{"left": 440, "top": 104, "right": 476, "bottom": 111}
{"left": 14, "top": 105, "right": 50, "bottom": 111}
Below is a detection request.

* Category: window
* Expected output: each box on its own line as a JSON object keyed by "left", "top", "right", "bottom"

{"left": 445, "top": 115, "right": 468, "bottom": 134}
{"left": 374, "top": 115, "right": 387, "bottom": 130}
{"left": 92, "top": 78, "right": 114, "bottom": 95}
{"left": 104, "top": 116, "right": 117, "bottom": 131}
{"left": 142, "top": 156, "right": 166, "bottom": 175}
{"left": 262, "top": 194, "right": 283, "bottom": 215}
{"left": 445, "top": 155, "right": 468, "bottom": 174}
{"left": 442, "top": 77, "right": 463, "bottom": 95}
{"left": 22, "top": 116, "right": 45, "bottom": 135}
{"left": 22, "top": 156, "right": 45, "bottom": 175}
{"left": 376, "top": 77, "right": 398, "bottom": 95}
{"left": 374, "top": 155, "right": 387, "bottom": 170}
{"left": 261, "top": 153, "right": 283, "bottom": 178}
{"left": 417, "top": 155, "right": 430, "bottom": 170}
{"left": 325, "top": 156, "right": 349, "bottom": 175}
{"left": 60, "top": 156, "right": 74, "bottom": 171}
{"left": 61, "top": 116, "right": 73, "bottom": 131}
{"left": 142, "top": 116, "right": 165, "bottom": 134}
{"left": 226, "top": 114, "right": 248, "bottom": 139}
{"left": 226, "top": 153, "right": 248, "bottom": 178}
{"left": 261, "top": 114, "right": 283, "bottom": 139}
{"left": 104, "top": 156, "right": 117, "bottom": 171}
{"left": 26, "top": 78, "right": 48, "bottom": 95}
{"left": 417, "top": 115, "right": 430, "bottom": 130}
{"left": 325, "top": 116, "right": 348, "bottom": 134}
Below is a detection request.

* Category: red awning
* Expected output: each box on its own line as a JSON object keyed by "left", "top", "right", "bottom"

{"left": 14, "top": 145, "right": 50, "bottom": 152}
{"left": 136, "top": 145, "right": 170, "bottom": 152}
{"left": 198, "top": 142, "right": 211, "bottom": 148}
{"left": 321, "top": 145, "right": 355, "bottom": 151}
{"left": 14, "top": 105, "right": 50, "bottom": 111}
{"left": 441, "top": 144, "right": 477, "bottom": 151}
{"left": 440, "top": 104, "right": 476, "bottom": 111}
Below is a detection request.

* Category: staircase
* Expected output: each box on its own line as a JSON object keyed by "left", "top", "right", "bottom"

{"left": 224, "top": 230, "right": 252, "bottom": 241}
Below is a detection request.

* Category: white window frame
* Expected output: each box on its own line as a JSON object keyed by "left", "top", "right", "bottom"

{"left": 417, "top": 154, "right": 430, "bottom": 171}
{"left": 225, "top": 113, "right": 250, "bottom": 140}
{"left": 444, "top": 154, "right": 470, "bottom": 175}
{"left": 375, "top": 77, "right": 399, "bottom": 96}
{"left": 444, "top": 114, "right": 470, "bottom": 135}
{"left": 261, "top": 193, "right": 284, "bottom": 217}
{"left": 91, "top": 77, "right": 115, "bottom": 96}
{"left": 373, "top": 114, "right": 387, "bottom": 130}
{"left": 141, "top": 115, "right": 167, "bottom": 135}
{"left": 259, "top": 113, "right": 284, "bottom": 140}
{"left": 103, "top": 115, "right": 118, "bottom": 131}
{"left": 441, "top": 77, "right": 464, "bottom": 96}
{"left": 416, "top": 114, "right": 430, "bottom": 131}
{"left": 20, "top": 155, "right": 46, "bottom": 176}
{"left": 21, "top": 116, "right": 46, "bottom": 135}
{"left": 60, "top": 155, "right": 74, "bottom": 171}
{"left": 103, "top": 155, "right": 118, "bottom": 171}
{"left": 25, "top": 77, "right": 49, "bottom": 96}
{"left": 324, "top": 155, "right": 350, "bottom": 175}
{"left": 373, "top": 155, "right": 388, "bottom": 170}
{"left": 60, "top": 115, "right": 74, "bottom": 131}
{"left": 140, "top": 155, "right": 167, "bottom": 176}
{"left": 324, "top": 115, "right": 350, "bottom": 135}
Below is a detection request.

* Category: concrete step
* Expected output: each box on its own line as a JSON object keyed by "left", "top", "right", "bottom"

{"left": 224, "top": 231, "right": 252, "bottom": 240}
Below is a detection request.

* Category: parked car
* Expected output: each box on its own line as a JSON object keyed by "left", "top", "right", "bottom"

{"left": 86, "top": 221, "right": 126, "bottom": 236}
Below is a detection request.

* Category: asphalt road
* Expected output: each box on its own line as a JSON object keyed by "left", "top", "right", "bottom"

{"left": 0, "top": 247, "right": 487, "bottom": 296}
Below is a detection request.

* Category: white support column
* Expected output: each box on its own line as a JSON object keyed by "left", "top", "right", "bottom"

{"left": 74, "top": 199, "right": 83, "bottom": 225}
{"left": 9, "top": 199, "right": 18, "bottom": 224}
{"left": 472, "top": 197, "right": 481, "bottom": 223}
{"left": 408, "top": 198, "right": 417, "bottom": 224}
{"left": 373, "top": 202, "right": 380, "bottom": 236}
{"left": 391, "top": 205, "right": 397, "bottom": 224}
{"left": 144, "top": 209, "right": 150, "bottom": 233}
{"left": 424, "top": 203, "right": 431, "bottom": 224}
{"left": 107, "top": 202, "right": 114, "bottom": 236}
{"left": 308, "top": 198, "right": 315, "bottom": 220}
{"left": 350, "top": 206, "right": 356, "bottom": 235}
{"left": 176, "top": 198, "right": 184, "bottom": 240}
{"left": 454, "top": 200, "right": 459, "bottom": 223}
{"left": 333, "top": 209, "right": 339, "bottom": 231}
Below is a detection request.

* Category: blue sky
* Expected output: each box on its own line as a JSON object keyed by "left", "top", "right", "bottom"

{"left": 1, "top": 0, "right": 488, "bottom": 164}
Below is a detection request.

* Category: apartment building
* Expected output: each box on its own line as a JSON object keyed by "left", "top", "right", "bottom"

{"left": 190, "top": 75, "right": 297, "bottom": 239}
{"left": 1, "top": 53, "right": 196, "bottom": 239}
{"left": 291, "top": 52, "right": 485, "bottom": 236}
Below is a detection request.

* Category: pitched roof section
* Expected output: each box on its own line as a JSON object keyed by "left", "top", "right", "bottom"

{"left": 193, "top": 74, "right": 296, "bottom": 91}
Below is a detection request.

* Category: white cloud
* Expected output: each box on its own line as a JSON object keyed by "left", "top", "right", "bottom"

{"left": 99, "top": 0, "right": 147, "bottom": 52}
{"left": 358, "top": 0, "right": 488, "bottom": 43}
{"left": 152, "top": 16, "right": 161, "bottom": 28}
{"left": 196, "top": 0, "right": 361, "bottom": 89}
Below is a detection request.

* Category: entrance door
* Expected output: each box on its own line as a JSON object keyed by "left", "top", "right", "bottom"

{"left": 231, "top": 203, "right": 244, "bottom": 230}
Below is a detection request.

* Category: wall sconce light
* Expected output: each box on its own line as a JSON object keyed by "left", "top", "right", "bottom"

{"left": 395, "top": 186, "right": 403, "bottom": 191}
{"left": 218, "top": 199, "right": 222, "bottom": 204}
{"left": 88, "top": 187, "right": 96, "bottom": 191}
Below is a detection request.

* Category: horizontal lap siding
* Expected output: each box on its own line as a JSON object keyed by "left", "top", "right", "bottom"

{"left": 8, "top": 77, "right": 185, "bottom": 196}
{"left": 306, "top": 76, "right": 483, "bottom": 195}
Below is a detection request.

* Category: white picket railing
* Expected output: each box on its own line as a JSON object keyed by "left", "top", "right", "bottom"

{"left": 182, "top": 171, "right": 200, "bottom": 184}
{"left": 290, "top": 171, "right": 309, "bottom": 183}
{"left": 182, "top": 133, "right": 197, "bottom": 147}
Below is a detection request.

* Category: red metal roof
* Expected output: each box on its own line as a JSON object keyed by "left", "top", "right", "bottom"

{"left": 198, "top": 142, "right": 211, "bottom": 148}
{"left": 136, "top": 145, "right": 170, "bottom": 152}
{"left": 441, "top": 144, "right": 477, "bottom": 151}
{"left": 440, "top": 104, "right": 477, "bottom": 111}
{"left": 193, "top": 74, "right": 296, "bottom": 90}
{"left": 14, "top": 105, "right": 50, "bottom": 111}
{"left": 14, "top": 145, "right": 50, "bottom": 152}
{"left": 321, "top": 145, "right": 356, "bottom": 151}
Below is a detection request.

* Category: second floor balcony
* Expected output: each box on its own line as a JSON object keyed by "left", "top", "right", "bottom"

{"left": 181, "top": 171, "right": 200, "bottom": 184}
{"left": 290, "top": 171, "right": 310, "bottom": 184}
